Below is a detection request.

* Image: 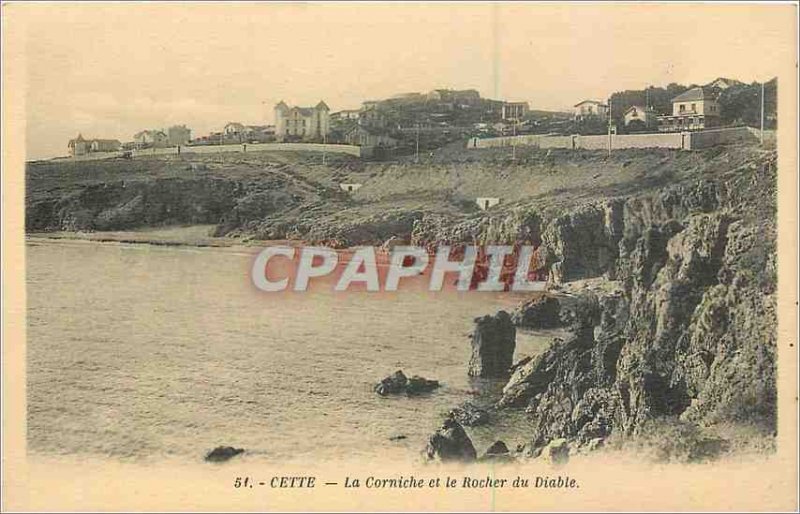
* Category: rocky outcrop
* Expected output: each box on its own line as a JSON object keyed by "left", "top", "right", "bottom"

{"left": 480, "top": 441, "right": 512, "bottom": 462}
{"left": 543, "top": 438, "right": 569, "bottom": 465}
{"left": 375, "top": 370, "right": 440, "bottom": 396}
{"left": 27, "top": 178, "right": 246, "bottom": 233}
{"left": 512, "top": 296, "right": 561, "bottom": 329}
{"left": 205, "top": 446, "right": 244, "bottom": 462}
{"left": 448, "top": 402, "right": 490, "bottom": 426}
{"left": 497, "top": 205, "right": 777, "bottom": 455}
{"left": 375, "top": 370, "right": 408, "bottom": 395}
{"left": 424, "top": 418, "right": 477, "bottom": 462}
{"left": 468, "top": 311, "right": 516, "bottom": 378}
{"left": 406, "top": 375, "right": 441, "bottom": 395}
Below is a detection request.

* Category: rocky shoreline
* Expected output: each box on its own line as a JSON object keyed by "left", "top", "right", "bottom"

{"left": 28, "top": 146, "right": 778, "bottom": 465}
{"left": 422, "top": 149, "right": 777, "bottom": 464}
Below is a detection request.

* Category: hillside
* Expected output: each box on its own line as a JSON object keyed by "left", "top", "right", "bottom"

{"left": 27, "top": 143, "right": 773, "bottom": 247}
{"left": 25, "top": 140, "right": 779, "bottom": 461}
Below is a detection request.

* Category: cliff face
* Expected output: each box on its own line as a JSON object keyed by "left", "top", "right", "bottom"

{"left": 27, "top": 147, "right": 777, "bottom": 458}
{"left": 494, "top": 151, "right": 777, "bottom": 452}
{"left": 26, "top": 178, "right": 246, "bottom": 232}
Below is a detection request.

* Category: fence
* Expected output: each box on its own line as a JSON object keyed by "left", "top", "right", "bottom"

{"left": 59, "top": 142, "right": 362, "bottom": 162}
{"left": 686, "top": 126, "right": 759, "bottom": 149}
{"left": 468, "top": 126, "right": 763, "bottom": 152}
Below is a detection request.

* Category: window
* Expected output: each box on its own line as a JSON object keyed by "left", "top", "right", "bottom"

{"left": 691, "top": 103, "right": 696, "bottom": 112}
{"left": 679, "top": 104, "right": 686, "bottom": 113}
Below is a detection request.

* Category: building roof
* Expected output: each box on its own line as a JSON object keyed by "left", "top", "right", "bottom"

{"left": 623, "top": 105, "right": 654, "bottom": 115}
{"left": 706, "top": 77, "right": 743, "bottom": 88}
{"left": 282, "top": 102, "right": 330, "bottom": 116}
{"left": 574, "top": 99, "right": 607, "bottom": 107}
{"left": 69, "top": 135, "right": 120, "bottom": 147}
{"left": 68, "top": 134, "right": 86, "bottom": 147}
{"left": 289, "top": 106, "right": 315, "bottom": 117}
{"left": 671, "top": 87, "right": 715, "bottom": 103}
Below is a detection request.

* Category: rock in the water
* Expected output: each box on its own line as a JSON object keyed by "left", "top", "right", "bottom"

{"left": 205, "top": 446, "right": 244, "bottom": 462}
{"left": 425, "top": 418, "right": 477, "bottom": 462}
{"left": 480, "top": 440, "right": 513, "bottom": 462}
{"left": 449, "top": 402, "right": 490, "bottom": 426}
{"left": 375, "top": 371, "right": 440, "bottom": 396}
{"left": 406, "top": 375, "right": 440, "bottom": 395}
{"left": 375, "top": 370, "right": 408, "bottom": 395}
{"left": 544, "top": 438, "right": 569, "bottom": 465}
{"left": 512, "top": 296, "right": 561, "bottom": 329}
{"left": 485, "top": 440, "right": 510, "bottom": 455}
{"left": 468, "top": 311, "right": 516, "bottom": 378}
{"left": 389, "top": 434, "right": 407, "bottom": 441}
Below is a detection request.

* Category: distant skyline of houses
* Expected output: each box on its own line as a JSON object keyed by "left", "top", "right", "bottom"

{"left": 65, "top": 76, "right": 773, "bottom": 156}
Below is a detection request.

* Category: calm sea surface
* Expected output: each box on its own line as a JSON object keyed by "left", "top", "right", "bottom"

{"left": 27, "top": 240, "right": 555, "bottom": 464}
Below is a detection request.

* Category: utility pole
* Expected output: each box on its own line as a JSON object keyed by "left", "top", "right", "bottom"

{"left": 322, "top": 132, "right": 327, "bottom": 165}
{"left": 511, "top": 113, "right": 517, "bottom": 161}
{"left": 760, "top": 80, "right": 765, "bottom": 145}
{"left": 607, "top": 97, "right": 612, "bottom": 157}
{"left": 415, "top": 122, "right": 420, "bottom": 164}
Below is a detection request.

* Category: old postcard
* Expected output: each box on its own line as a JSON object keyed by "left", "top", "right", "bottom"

{"left": 2, "top": 2, "right": 798, "bottom": 512}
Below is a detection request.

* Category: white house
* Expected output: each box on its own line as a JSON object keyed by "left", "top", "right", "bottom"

{"left": 574, "top": 100, "right": 608, "bottom": 121}
{"left": 224, "top": 122, "right": 246, "bottom": 136}
{"left": 623, "top": 105, "right": 657, "bottom": 128}
{"left": 502, "top": 102, "right": 529, "bottom": 121}
{"left": 657, "top": 87, "right": 721, "bottom": 132}
{"left": 706, "top": 77, "right": 743, "bottom": 90}
{"left": 68, "top": 134, "right": 122, "bottom": 156}
{"left": 275, "top": 101, "right": 331, "bottom": 142}
{"left": 133, "top": 129, "right": 169, "bottom": 148}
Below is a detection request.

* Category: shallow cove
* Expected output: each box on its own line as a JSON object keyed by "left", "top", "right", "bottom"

{"left": 26, "top": 238, "right": 560, "bottom": 463}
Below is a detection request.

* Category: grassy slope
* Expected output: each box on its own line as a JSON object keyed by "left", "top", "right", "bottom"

{"left": 26, "top": 142, "right": 773, "bottom": 239}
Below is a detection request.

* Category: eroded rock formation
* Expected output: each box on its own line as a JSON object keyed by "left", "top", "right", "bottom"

{"left": 468, "top": 311, "right": 516, "bottom": 378}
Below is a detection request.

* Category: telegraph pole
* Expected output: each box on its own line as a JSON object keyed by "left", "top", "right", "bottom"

{"left": 511, "top": 113, "right": 517, "bottom": 161}
{"left": 607, "top": 97, "right": 612, "bottom": 157}
{"left": 415, "top": 122, "right": 420, "bottom": 164}
{"left": 322, "top": 132, "right": 327, "bottom": 165}
{"left": 760, "top": 81, "right": 765, "bottom": 145}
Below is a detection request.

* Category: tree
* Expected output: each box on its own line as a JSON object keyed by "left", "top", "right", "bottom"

{"left": 717, "top": 78, "right": 777, "bottom": 128}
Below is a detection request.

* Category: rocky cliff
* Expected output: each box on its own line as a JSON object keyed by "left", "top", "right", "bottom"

{"left": 491, "top": 149, "right": 777, "bottom": 457}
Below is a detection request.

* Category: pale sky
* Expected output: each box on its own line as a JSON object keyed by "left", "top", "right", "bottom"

{"left": 8, "top": 2, "right": 796, "bottom": 160}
